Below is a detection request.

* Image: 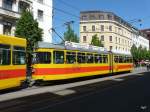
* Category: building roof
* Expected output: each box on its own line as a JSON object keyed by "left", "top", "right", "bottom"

{"left": 80, "top": 10, "right": 138, "bottom": 31}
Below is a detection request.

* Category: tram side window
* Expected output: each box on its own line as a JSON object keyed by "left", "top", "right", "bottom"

{"left": 86, "top": 53, "right": 94, "bottom": 63}
{"left": 123, "top": 56, "right": 127, "bottom": 63}
{"left": 127, "top": 57, "right": 131, "bottom": 63}
{"left": 35, "top": 52, "right": 51, "bottom": 64}
{"left": 77, "top": 53, "right": 86, "bottom": 63}
{"left": 114, "top": 56, "right": 119, "bottom": 63}
{"left": 125, "top": 56, "right": 130, "bottom": 63}
{"left": 103, "top": 55, "right": 108, "bottom": 63}
{"left": 122, "top": 56, "right": 126, "bottom": 63}
{"left": 95, "top": 54, "right": 103, "bottom": 63}
{"left": 130, "top": 57, "right": 133, "bottom": 63}
{"left": 66, "top": 52, "right": 76, "bottom": 64}
{"left": 53, "top": 51, "right": 64, "bottom": 64}
{"left": 119, "top": 56, "right": 123, "bottom": 63}
{"left": 0, "top": 44, "right": 11, "bottom": 65}
{"left": 13, "top": 46, "right": 26, "bottom": 65}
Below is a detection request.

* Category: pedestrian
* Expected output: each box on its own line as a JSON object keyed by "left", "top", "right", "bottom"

{"left": 146, "top": 62, "right": 150, "bottom": 71}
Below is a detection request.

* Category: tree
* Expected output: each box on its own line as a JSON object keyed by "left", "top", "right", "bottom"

{"left": 91, "top": 34, "right": 103, "bottom": 47}
{"left": 131, "top": 44, "right": 138, "bottom": 62}
{"left": 131, "top": 44, "right": 150, "bottom": 64}
{"left": 15, "top": 10, "right": 43, "bottom": 75}
{"left": 63, "top": 24, "right": 79, "bottom": 43}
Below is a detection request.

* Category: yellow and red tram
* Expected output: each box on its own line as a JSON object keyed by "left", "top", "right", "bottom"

{"left": 0, "top": 35, "right": 133, "bottom": 90}
{"left": 0, "top": 35, "right": 26, "bottom": 90}
{"left": 32, "top": 42, "right": 133, "bottom": 82}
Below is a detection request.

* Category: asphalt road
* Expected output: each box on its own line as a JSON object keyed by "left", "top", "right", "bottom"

{"left": 0, "top": 71, "right": 150, "bottom": 112}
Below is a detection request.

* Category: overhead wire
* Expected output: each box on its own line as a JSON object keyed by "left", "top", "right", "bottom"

{"left": 55, "top": 0, "right": 80, "bottom": 11}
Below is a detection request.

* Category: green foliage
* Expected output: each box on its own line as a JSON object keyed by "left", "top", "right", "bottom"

{"left": 15, "top": 10, "right": 43, "bottom": 67}
{"left": 63, "top": 25, "right": 79, "bottom": 43}
{"left": 91, "top": 34, "right": 103, "bottom": 47}
{"left": 131, "top": 44, "right": 150, "bottom": 62}
{"left": 15, "top": 10, "right": 43, "bottom": 53}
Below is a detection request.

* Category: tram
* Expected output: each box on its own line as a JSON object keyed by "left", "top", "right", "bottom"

{"left": 32, "top": 42, "right": 133, "bottom": 82}
{"left": 0, "top": 35, "right": 133, "bottom": 90}
{"left": 0, "top": 35, "right": 26, "bottom": 90}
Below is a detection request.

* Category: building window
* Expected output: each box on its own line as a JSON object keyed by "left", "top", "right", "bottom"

{"left": 122, "top": 39, "right": 124, "bottom": 44}
{"left": 90, "top": 15, "right": 95, "bottom": 20}
{"left": 83, "top": 36, "right": 86, "bottom": 42}
{"left": 38, "top": 10, "right": 44, "bottom": 21}
{"left": 115, "top": 27, "right": 117, "bottom": 33}
{"left": 119, "top": 38, "right": 120, "bottom": 43}
{"left": 83, "top": 26, "right": 86, "bottom": 31}
{"left": 115, "top": 16, "right": 120, "bottom": 22}
{"left": 92, "top": 25, "right": 95, "bottom": 31}
{"left": 101, "top": 25, "right": 104, "bottom": 31}
{"left": 38, "top": 0, "right": 44, "bottom": 4}
{"left": 116, "top": 37, "right": 117, "bottom": 43}
{"left": 107, "top": 14, "right": 113, "bottom": 20}
{"left": 109, "top": 46, "right": 113, "bottom": 51}
{"left": 109, "top": 36, "right": 112, "bottom": 42}
{"left": 82, "top": 15, "right": 88, "bottom": 20}
{"left": 101, "top": 35, "right": 104, "bottom": 41}
{"left": 99, "top": 15, "right": 104, "bottom": 20}
{"left": 18, "top": 1, "right": 30, "bottom": 13}
{"left": 3, "top": 0, "right": 13, "bottom": 10}
{"left": 3, "top": 22, "right": 12, "bottom": 35}
{"left": 109, "top": 26, "right": 112, "bottom": 31}
{"left": 118, "top": 28, "right": 121, "bottom": 34}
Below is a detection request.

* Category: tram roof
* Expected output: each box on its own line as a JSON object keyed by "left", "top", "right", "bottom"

{"left": 37, "top": 42, "right": 109, "bottom": 54}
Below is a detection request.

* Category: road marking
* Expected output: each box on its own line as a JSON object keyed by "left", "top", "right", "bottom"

{"left": 140, "top": 105, "right": 147, "bottom": 110}
{"left": 52, "top": 89, "right": 76, "bottom": 96}
{"left": 110, "top": 78, "right": 124, "bottom": 82}
{"left": 135, "top": 73, "right": 144, "bottom": 76}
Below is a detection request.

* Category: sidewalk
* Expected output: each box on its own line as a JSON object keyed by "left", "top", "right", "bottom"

{"left": 133, "top": 66, "right": 147, "bottom": 73}
{"left": 0, "top": 67, "right": 147, "bottom": 102}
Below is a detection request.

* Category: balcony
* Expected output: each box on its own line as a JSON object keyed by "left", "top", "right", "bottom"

{"left": 0, "top": 7, "right": 20, "bottom": 19}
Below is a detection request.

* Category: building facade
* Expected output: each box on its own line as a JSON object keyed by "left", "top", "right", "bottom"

{"left": 80, "top": 11, "right": 149, "bottom": 53}
{"left": 0, "top": 0, "right": 52, "bottom": 43}
{"left": 140, "top": 29, "right": 150, "bottom": 49}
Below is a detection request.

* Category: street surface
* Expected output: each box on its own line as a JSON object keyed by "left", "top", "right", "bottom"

{"left": 0, "top": 69, "right": 149, "bottom": 112}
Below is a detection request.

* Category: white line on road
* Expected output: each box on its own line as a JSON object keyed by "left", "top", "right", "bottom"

{"left": 52, "top": 89, "right": 76, "bottom": 96}
{"left": 110, "top": 78, "right": 124, "bottom": 81}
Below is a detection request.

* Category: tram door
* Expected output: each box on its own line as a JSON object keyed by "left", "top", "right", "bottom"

{"left": 109, "top": 53, "right": 113, "bottom": 74}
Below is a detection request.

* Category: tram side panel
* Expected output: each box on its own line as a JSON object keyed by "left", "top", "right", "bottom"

{"left": 32, "top": 49, "right": 111, "bottom": 81}
{"left": 0, "top": 35, "right": 26, "bottom": 90}
{"left": 113, "top": 55, "right": 133, "bottom": 73}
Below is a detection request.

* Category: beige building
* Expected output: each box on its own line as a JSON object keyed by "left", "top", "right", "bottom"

{"left": 80, "top": 11, "right": 149, "bottom": 53}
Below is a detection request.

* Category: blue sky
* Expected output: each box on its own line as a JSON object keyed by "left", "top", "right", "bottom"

{"left": 52, "top": 0, "right": 150, "bottom": 43}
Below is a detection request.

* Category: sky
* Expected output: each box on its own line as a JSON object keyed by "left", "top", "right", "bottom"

{"left": 52, "top": 0, "right": 150, "bottom": 43}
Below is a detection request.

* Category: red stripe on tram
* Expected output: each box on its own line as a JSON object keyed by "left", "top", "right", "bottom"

{"left": 0, "top": 69, "right": 26, "bottom": 80}
{"left": 117, "top": 64, "right": 133, "bottom": 69}
{"left": 34, "top": 66, "right": 110, "bottom": 75}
